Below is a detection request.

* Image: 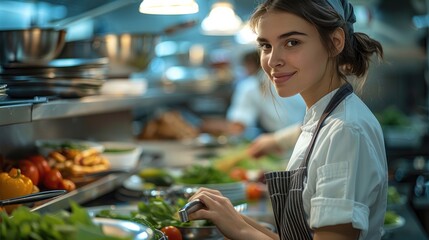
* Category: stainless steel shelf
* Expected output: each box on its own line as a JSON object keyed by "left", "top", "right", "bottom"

{"left": 32, "top": 88, "right": 192, "bottom": 120}
{"left": 0, "top": 88, "right": 192, "bottom": 125}
{"left": 0, "top": 103, "right": 32, "bottom": 126}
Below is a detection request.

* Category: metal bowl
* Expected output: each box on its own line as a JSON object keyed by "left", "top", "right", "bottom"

{"left": 178, "top": 225, "right": 223, "bottom": 240}
{"left": 94, "top": 33, "right": 159, "bottom": 71}
{"left": 0, "top": 28, "right": 66, "bottom": 65}
{"left": 58, "top": 34, "right": 159, "bottom": 77}
{"left": 178, "top": 221, "right": 276, "bottom": 240}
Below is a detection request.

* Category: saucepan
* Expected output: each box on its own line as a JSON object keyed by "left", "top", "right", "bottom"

{"left": 0, "top": 0, "right": 138, "bottom": 66}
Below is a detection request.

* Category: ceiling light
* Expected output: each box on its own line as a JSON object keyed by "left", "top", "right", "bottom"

{"left": 235, "top": 22, "right": 257, "bottom": 44}
{"left": 139, "top": 0, "right": 199, "bottom": 15}
{"left": 201, "top": 1, "right": 243, "bottom": 36}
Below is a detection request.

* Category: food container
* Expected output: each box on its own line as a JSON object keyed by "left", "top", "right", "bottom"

{"left": 100, "top": 142, "right": 142, "bottom": 170}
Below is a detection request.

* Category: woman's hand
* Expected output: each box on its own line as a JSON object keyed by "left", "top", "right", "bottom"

{"left": 188, "top": 187, "right": 274, "bottom": 240}
{"left": 247, "top": 134, "right": 282, "bottom": 158}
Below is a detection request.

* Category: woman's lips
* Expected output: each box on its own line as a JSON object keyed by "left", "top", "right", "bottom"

{"left": 271, "top": 72, "right": 296, "bottom": 84}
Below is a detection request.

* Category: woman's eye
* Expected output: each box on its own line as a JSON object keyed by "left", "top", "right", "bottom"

{"left": 286, "top": 40, "right": 299, "bottom": 47}
{"left": 258, "top": 42, "right": 271, "bottom": 50}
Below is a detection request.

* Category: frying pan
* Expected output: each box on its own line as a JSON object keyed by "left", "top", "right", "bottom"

{"left": 0, "top": 0, "right": 138, "bottom": 66}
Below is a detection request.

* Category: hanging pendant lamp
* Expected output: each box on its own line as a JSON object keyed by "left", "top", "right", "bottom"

{"left": 139, "top": 0, "right": 199, "bottom": 15}
{"left": 201, "top": 1, "right": 243, "bottom": 35}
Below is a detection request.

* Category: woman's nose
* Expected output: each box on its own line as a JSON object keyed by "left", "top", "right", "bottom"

{"left": 268, "top": 49, "right": 285, "bottom": 68}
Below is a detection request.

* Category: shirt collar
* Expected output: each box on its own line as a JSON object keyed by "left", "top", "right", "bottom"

{"left": 302, "top": 88, "right": 341, "bottom": 129}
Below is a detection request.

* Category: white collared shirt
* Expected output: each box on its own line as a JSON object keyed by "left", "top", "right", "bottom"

{"left": 287, "top": 89, "right": 388, "bottom": 240}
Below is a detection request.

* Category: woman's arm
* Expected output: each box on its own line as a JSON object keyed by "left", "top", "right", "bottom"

{"left": 188, "top": 187, "right": 277, "bottom": 240}
{"left": 313, "top": 223, "right": 360, "bottom": 240}
{"left": 241, "top": 214, "right": 280, "bottom": 240}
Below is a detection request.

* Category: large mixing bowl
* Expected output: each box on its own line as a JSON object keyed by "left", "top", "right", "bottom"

{"left": 0, "top": 28, "right": 66, "bottom": 65}
{"left": 178, "top": 225, "right": 223, "bottom": 240}
{"left": 94, "top": 33, "right": 160, "bottom": 76}
{"left": 58, "top": 20, "right": 197, "bottom": 77}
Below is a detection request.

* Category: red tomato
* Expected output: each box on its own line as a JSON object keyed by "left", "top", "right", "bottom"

{"left": 43, "top": 169, "right": 63, "bottom": 189}
{"left": 29, "top": 155, "right": 51, "bottom": 180}
{"left": 18, "top": 160, "right": 40, "bottom": 186}
{"left": 161, "top": 226, "right": 182, "bottom": 240}
{"left": 229, "top": 167, "right": 248, "bottom": 181}
{"left": 246, "top": 182, "right": 264, "bottom": 201}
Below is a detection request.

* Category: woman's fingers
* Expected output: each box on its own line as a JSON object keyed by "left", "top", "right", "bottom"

{"left": 187, "top": 189, "right": 233, "bottom": 220}
{"left": 189, "top": 187, "right": 222, "bottom": 201}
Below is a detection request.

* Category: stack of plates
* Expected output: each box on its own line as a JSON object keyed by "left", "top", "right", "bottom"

{"left": 0, "top": 58, "right": 108, "bottom": 98}
{"left": 0, "top": 84, "right": 7, "bottom": 100}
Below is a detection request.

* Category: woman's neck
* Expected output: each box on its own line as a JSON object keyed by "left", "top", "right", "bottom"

{"left": 301, "top": 79, "right": 344, "bottom": 108}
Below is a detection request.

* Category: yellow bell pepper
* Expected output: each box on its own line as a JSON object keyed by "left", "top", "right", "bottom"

{"left": 0, "top": 168, "right": 34, "bottom": 214}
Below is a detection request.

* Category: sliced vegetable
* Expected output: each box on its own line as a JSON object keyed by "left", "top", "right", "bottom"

{"left": 177, "top": 165, "right": 236, "bottom": 184}
{"left": 139, "top": 168, "right": 174, "bottom": 187}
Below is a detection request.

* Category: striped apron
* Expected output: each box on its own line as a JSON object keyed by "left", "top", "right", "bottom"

{"left": 265, "top": 83, "right": 353, "bottom": 240}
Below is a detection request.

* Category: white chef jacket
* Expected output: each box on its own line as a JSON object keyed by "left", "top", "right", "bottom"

{"left": 287, "top": 88, "right": 388, "bottom": 240}
{"left": 226, "top": 73, "right": 306, "bottom": 133}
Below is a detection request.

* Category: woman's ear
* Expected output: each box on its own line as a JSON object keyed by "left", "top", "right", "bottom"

{"left": 331, "top": 27, "right": 345, "bottom": 56}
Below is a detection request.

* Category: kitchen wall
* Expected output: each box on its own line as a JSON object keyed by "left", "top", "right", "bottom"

{"left": 0, "top": 0, "right": 427, "bottom": 117}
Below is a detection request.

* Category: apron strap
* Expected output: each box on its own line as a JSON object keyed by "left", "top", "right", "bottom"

{"left": 301, "top": 82, "right": 353, "bottom": 170}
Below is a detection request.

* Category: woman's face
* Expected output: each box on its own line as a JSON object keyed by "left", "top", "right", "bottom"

{"left": 256, "top": 11, "right": 334, "bottom": 106}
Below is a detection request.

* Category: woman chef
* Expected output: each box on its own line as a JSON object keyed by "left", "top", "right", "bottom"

{"left": 186, "top": 0, "right": 388, "bottom": 239}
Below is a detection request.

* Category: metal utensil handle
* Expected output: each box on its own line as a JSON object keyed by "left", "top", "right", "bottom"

{"left": 0, "top": 190, "right": 67, "bottom": 206}
{"left": 179, "top": 199, "right": 205, "bottom": 222}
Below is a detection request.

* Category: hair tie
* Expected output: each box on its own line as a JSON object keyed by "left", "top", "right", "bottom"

{"left": 326, "top": 0, "right": 356, "bottom": 34}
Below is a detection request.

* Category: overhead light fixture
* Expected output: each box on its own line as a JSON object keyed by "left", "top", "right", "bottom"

{"left": 201, "top": 1, "right": 243, "bottom": 36}
{"left": 139, "top": 0, "right": 199, "bottom": 15}
{"left": 235, "top": 21, "right": 257, "bottom": 44}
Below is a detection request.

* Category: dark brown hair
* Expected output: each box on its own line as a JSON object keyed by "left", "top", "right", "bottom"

{"left": 249, "top": 0, "right": 383, "bottom": 89}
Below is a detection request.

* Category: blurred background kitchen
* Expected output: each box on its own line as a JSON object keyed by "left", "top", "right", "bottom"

{"left": 0, "top": 0, "right": 428, "bottom": 239}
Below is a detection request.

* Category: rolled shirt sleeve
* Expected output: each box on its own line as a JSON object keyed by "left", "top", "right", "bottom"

{"left": 302, "top": 122, "right": 385, "bottom": 237}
